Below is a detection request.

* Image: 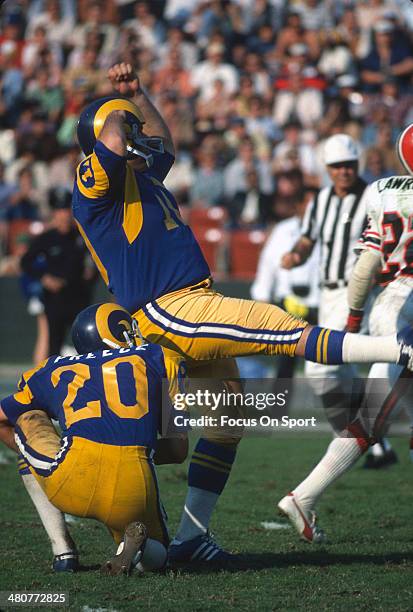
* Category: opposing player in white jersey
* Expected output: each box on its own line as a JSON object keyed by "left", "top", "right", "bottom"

{"left": 277, "top": 125, "right": 413, "bottom": 543}
{"left": 282, "top": 134, "right": 396, "bottom": 465}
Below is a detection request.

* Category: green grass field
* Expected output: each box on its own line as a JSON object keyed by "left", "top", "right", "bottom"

{"left": 1, "top": 435, "right": 413, "bottom": 611}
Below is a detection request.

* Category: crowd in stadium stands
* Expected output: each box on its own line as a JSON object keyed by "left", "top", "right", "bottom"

{"left": 0, "top": 0, "right": 413, "bottom": 281}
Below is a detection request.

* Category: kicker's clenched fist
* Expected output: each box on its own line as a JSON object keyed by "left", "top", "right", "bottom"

{"left": 108, "top": 63, "right": 141, "bottom": 97}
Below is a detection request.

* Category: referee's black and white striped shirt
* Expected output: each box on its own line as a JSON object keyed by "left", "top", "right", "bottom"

{"left": 301, "top": 178, "right": 368, "bottom": 286}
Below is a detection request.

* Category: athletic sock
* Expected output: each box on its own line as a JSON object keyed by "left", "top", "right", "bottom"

{"left": 304, "top": 327, "right": 399, "bottom": 365}
{"left": 174, "top": 438, "right": 236, "bottom": 542}
{"left": 21, "top": 471, "right": 76, "bottom": 556}
{"left": 173, "top": 488, "right": 219, "bottom": 542}
{"left": 343, "top": 334, "right": 399, "bottom": 364}
{"left": 292, "top": 435, "right": 367, "bottom": 513}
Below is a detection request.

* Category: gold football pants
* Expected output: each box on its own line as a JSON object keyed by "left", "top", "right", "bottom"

{"left": 134, "top": 279, "right": 307, "bottom": 362}
{"left": 15, "top": 411, "right": 168, "bottom": 545}
{"left": 134, "top": 279, "right": 306, "bottom": 445}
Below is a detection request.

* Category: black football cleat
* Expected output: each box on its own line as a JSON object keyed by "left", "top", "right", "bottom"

{"left": 168, "top": 532, "right": 240, "bottom": 567}
{"left": 363, "top": 448, "right": 398, "bottom": 469}
{"left": 52, "top": 552, "right": 79, "bottom": 572}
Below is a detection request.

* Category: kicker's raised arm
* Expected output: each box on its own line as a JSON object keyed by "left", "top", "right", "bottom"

{"left": 108, "top": 62, "right": 175, "bottom": 157}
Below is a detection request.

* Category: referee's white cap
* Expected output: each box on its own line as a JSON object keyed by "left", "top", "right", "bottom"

{"left": 324, "top": 134, "right": 359, "bottom": 165}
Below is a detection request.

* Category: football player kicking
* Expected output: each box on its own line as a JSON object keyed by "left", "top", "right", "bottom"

{"left": 0, "top": 302, "right": 187, "bottom": 575}
{"left": 278, "top": 127, "right": 413, "bottom": 542}
{"left": 72, "top": 62, "right": 413, "bottom": 564}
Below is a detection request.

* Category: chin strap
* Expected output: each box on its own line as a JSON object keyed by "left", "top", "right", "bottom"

{"left": 103, "top": 338, "right": 121, "bottom": 349}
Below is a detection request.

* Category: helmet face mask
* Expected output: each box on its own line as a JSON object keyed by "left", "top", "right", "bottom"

{"left": 77, "top": 96, "right": 164, "bottom": 168}
{"left": 71, "top": 303, "right": 142, "bottom": 354}
{"left": 124, "top": 116, "right": 164, "bottom": 167}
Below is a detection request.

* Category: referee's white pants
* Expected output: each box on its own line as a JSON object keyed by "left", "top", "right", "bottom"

{"left": 305, "top": 287, "right": 358, "bottom": 395}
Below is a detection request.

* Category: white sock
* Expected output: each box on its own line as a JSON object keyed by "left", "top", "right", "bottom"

{"left": 135, "top": 539, "right": 167, "bottom": 572}
{"left": 174, "top": 487, "right": 219, "bottom": 542}
{"left": 293, "top": 437, "right": 365, "bottom": 512}
{"left": 21, "top": 474, "right": 75, "bottom": 556}
{"left": 343, "top": 334, "right": 398, "bottom": 364}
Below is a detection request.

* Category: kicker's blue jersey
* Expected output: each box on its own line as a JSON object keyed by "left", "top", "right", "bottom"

{"left": 1, "top": 344, "right": 184, "bottom": 449}
{"left": 72, "top": 142, "right": 210, "bottom": 313}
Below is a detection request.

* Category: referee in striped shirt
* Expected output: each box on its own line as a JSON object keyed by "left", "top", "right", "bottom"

{"left": 281, "top": 133, "right": 368, "bottom": 432}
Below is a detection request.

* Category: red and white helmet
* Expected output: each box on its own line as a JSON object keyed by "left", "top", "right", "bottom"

{"left": 397, "top": 124, "right": 413, "bottom": 175}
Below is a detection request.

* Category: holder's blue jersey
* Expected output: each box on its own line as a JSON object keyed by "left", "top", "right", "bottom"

{"left": 1, "top": 344, "right": 185, "bottom": 449}
{"left": 72, "top": 142, "right": 210, "bottom": 313}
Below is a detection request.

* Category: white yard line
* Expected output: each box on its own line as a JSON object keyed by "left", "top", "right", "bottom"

{"left": 260, "top": 521, "right": 291, "bottom": 530}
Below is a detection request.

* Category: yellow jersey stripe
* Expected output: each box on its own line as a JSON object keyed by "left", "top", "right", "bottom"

{"left": 122, "top": 165, "right": 143, "bottom": 244}
{"left": 19, "top": 359, "right": 49, "bottom": 386}
{"left": 75, "top": 220, "right": 109, "bottom": 285}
